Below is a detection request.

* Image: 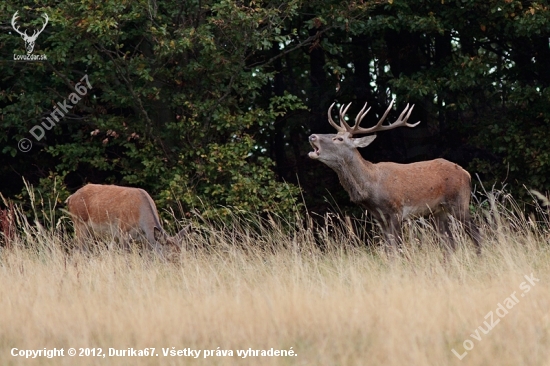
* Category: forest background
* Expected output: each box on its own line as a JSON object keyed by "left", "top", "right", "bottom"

{"left": 1, "top": 0, "right": 549, "bottom": 221}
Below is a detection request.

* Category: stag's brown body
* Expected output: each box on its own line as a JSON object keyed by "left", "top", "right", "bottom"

{"left": 309, "top": 100, "right": 480, "bottom": 251}
{"left": 66, "top": 184, "right": 184, "bottom": 251}
{"left": 339, "top": 157, "right": 470, "bottom": 217}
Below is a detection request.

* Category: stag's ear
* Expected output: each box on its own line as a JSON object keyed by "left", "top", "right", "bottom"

{"left": 352, "top": 135, "right": 376, "bottom": 148}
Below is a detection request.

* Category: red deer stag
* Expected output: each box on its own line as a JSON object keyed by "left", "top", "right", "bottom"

{"left": 66, "top": 184, "right": 186, "bottom": 252}
{"left": 308, "top": 99, "right": 481, "bottom": 252}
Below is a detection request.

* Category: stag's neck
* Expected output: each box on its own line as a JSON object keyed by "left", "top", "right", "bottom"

{"left": 329, "top": 151, "right": 376, "bottom": 204}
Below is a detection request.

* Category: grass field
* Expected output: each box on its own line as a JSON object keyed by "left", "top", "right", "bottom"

{"left": 1, "top": 191, "right": 550, "bottom": 365}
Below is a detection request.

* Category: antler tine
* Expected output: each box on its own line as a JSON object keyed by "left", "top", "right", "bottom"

{"left": 348, "top": 99, "right": 421, "bottom": 135}
{"left": 39, "top": 13, "right": 48, "bottom": 32}
{"left": 349, "top": 99, "right": 394, "bottom": 135}
{"left": 338, "top": 102, "right": 354, "bottom": 132}
{"left": 396, "top": 104, "right": 420, "bottom": 128}
{"left": 351, "top": 101, "right": 372, "bottom": 134}
{"left": 327, "top": 102, "right": 347, "bottom": 133}
{"left": 11, "top": 11, "right": 26, "bottom": 37}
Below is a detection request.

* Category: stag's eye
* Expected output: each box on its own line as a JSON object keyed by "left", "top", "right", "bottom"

{"left": 335, "top": 137, "right": 343, "bottom": 141}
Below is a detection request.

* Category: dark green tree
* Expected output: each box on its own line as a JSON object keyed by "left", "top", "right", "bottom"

{"left": 2, "top": 0, "right": 550, "bottom": 221}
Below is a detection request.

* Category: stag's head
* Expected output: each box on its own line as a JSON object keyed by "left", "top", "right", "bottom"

{"left": 308, "top": 100, "right": 419, "bottom": 168}
{"left": 11, "top": 11, "right": 49, "bottom": 55}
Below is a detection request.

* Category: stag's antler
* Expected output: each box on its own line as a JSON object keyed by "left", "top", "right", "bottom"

{"left": 328, "top": 99, "right": 420, "bottom": 135}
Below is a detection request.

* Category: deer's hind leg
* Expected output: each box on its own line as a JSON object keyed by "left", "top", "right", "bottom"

{"left": 451, "top": 202, "right": 482, "bottom": 256}
{"left": 378, "top": 213, "right": 402, "bottom": 254}
{"left": 453, "top": 193, "right": 482, "bottom": 255}
{"left": 461, "top": 212, "right": 481, "bottom": 255}
{"left": 435, "top": 211, "right": 456, "bottom": 252}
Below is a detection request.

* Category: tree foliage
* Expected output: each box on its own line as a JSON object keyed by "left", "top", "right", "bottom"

{"left": 1, "top": 0, "right": 550, "bottom": 219}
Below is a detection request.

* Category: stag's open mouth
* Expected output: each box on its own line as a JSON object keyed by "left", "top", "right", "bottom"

{"left": 308, "top": 141, "right": 320, "bottom": 159}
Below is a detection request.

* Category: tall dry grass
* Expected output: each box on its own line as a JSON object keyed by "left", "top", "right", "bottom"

{"left": 1, "top": 190, "right": 550, "bottom": 365}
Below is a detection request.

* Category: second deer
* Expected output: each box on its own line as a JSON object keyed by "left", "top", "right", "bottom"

{"left": 66, "top": 184, "right": 187, "bottom": 253}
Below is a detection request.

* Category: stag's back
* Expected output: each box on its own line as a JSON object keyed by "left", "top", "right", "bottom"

{"left": 369, "top": 158, "right": 472, "bottom": 218}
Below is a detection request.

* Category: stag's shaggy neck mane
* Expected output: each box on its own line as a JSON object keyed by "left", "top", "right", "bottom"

{"left": 329, "top": 150, "right": 376, "bottom": 205}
